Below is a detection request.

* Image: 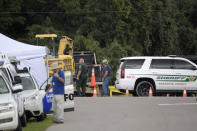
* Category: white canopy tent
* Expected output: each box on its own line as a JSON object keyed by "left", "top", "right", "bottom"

{"left": 0, "top": 33, "right": 48, "bottom": 87}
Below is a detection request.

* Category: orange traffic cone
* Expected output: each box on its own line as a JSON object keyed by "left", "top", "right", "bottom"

{"left": 93, "top": 86, "right": 97, "bottom": 97}
{"left": 91, "top": 67, "right": 97, "bottom": 97}
{"left": 149, "top": 87, "right": 153, "bottom": 97}
{"left": 125, "top": 87, "right": 129, "bottom": 97}
{"left": 183, "top": 87, "right": 187, "bottom": 97}
{"left": 91, "top": 67, "right": 96, "bottom": 87}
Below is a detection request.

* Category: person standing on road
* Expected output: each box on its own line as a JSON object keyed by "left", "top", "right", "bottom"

{"left": 46, "top": 62, "right": 65, "bottom": 124}
{"left": 102, "top": 59, "right": 111, "bottom": 96}
{"left": 76, "top": 58, "right": 88, "bottom": 97}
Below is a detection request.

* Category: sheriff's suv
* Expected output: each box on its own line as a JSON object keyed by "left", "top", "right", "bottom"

{"left": 115, "top": 56, "right": 197, "bottom": 96}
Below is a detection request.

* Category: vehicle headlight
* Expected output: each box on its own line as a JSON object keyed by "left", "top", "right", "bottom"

{"left": 0, "top": 103, "right": 14, "bottom": 113}
{"left": 25, "top": 94, "right": 39, "bottom": 102}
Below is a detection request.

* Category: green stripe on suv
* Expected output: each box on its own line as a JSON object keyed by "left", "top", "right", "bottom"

{"left": 128, "top": 74, "right": 197, "bottom": 82}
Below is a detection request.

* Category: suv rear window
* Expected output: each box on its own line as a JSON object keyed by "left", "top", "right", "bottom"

{"left": 173, "top": 60, "right": 195, "bottom": 70}
{"left": 121, "top": 59, "right": 145, "bottom": 69}
{"left": 0, "top": 68, "right": 9, "bottom": 81}
{"left": 150, "top": 59, "right": 172, "bottom": 69}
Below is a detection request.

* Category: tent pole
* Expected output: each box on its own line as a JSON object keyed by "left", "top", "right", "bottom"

{"left": 52, "top": 37, "right": 55, "bottom": 56}
{"left": 46, "top": 54, "right": 49, "bottom": 84}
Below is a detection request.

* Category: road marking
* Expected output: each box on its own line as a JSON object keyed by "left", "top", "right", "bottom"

{"left": 158, "top": 103, "right": 197, "bottom": 106}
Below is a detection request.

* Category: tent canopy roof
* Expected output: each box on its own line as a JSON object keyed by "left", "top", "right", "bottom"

{"left": 0, "top": 33, "right": 47, "bottom": 60}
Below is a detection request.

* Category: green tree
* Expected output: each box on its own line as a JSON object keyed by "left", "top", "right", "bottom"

{"left": 1, "top": 0, "right": 197, "bottom": 81}
{"left": 0, "top": 0, "right": 25, "bottom": 38}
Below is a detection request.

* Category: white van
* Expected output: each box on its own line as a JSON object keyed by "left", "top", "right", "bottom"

{"left": 0, "top": 53, "right": 26, "bottom": 127}
{"left": 0, "top": 68, "right": 23, "bottom": 131}
{"left": 17, "top": 69, "right": 45, "bottom": 121}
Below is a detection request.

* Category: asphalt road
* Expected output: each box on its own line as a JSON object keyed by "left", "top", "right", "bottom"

{"left": 47, "top": 97, "right": 197, "bottom": 131}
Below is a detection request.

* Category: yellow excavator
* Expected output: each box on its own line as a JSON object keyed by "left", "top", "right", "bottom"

{"left": 35, "top": 34, "right": 75, "bottom": 76}
{"left": 36, "top": 34, "right": 111, "bottom": 96}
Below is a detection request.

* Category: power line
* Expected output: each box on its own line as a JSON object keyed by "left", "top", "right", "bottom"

{"left": 0, "top": 9, "right": 189, "bottom": 15}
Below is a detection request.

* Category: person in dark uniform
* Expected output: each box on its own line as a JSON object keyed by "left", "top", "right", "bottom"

{"left": 76, "top": 58, "right": 88, "bottom": 96}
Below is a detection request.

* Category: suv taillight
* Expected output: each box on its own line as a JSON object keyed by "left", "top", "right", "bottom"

{"left": 121, "top": 69, "right": 125, "bottom": 79}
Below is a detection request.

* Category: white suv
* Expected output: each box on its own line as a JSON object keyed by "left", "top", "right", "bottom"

{"left": 18, "top": 69, "right": 45, "bottom": 121}
{"left": 115, "top": 56, "right": 197, "bottom": 96}
{"left": 0, "top": 53, "right": 27, "bottom": 127}
{"left": 0, "top": 70, "right": 22, "bottom": 131}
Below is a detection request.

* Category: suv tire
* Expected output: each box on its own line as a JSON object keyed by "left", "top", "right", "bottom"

{"left": 36, "top": 113, "right": 45, "bottom": 121}
{"left": 15, "top": 115, "right": 22, "bottom": 131}
{"left": 21, "top": 112, "right": 27, "bottom": 127}
{"left": 136, "top": 81, "right": 154, "bottom": 96}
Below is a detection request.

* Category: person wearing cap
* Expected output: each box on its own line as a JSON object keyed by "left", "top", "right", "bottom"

{"left": 76, "top": 58, "right": 88, "bottom": 96}
{"left": 102, "top": 59, "right": 111, "bottom": 96}
{"left": 46, "top": 62, "right": 65, "bottom": 124}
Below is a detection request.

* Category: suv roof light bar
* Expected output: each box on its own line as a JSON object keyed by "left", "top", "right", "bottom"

{"left": 168, "top": 55, "right": 177, "bottom": 57}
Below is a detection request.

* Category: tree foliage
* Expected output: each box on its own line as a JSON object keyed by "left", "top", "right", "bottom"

{"left": 1, "top": 0, "right": 197, "bottom": 83}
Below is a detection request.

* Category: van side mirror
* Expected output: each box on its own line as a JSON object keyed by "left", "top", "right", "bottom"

{"left": 13, "top": 76, "right": 22, "bottom": 85}
{"left": 12, "top": 84, "right": 23, "bottom": 93}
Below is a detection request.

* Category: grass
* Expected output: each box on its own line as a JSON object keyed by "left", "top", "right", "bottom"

{"left": 23, "top": 116, "right": 53, "bottom": 131}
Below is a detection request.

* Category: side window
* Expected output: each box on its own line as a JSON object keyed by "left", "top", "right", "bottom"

{"left": 173, "top": 60, "right": 195, "bottom": 70}
{"left": 0, "top": 76, "right": 9, "bottom": 93}
{"left": 0, "top": 68, "right": 10, "bottom": 82}
{"left": 150, "top": 59, "right": 172, "bottom": 69}
{"left": 32, "top": 76, "right": 39, "bottom": 88}
{"left": 121, "top": 59, "right": 145, "bottom": 69}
